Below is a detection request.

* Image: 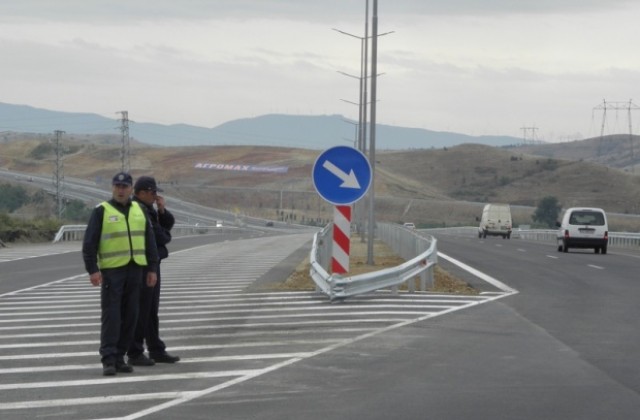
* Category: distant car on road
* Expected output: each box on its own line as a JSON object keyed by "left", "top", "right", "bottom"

{"left": 265, "top": 221, "right": 274, "bottom": 227}
{"left": 402, "top": 222, "right": 416, "bottom": 229}
{"left": 556, "top": 207, "right": 608, "bottom": 254}
{"left": 194, "top": 223, "right": 208, "bottom": 234}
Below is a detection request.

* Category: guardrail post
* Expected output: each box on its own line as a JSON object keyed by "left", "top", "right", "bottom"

{"left": 407, "top": 277, "right": 415, "bottom": 293}
{"left": 427, "top": 265, "right": 434, "bottom": 289}
{"left": 419, "top": 270, "right": 427, "bottom": 291}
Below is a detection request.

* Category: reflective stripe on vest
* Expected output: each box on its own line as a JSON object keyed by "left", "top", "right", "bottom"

{"left": 98, "top": 201, "right": 148, "bottom": 269}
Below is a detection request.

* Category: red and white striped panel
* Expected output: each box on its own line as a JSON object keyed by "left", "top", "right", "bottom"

{"left": 332, "top": 205, "right": 351, "bottom": 274}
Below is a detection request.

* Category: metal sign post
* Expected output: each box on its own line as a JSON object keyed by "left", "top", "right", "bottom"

{"left": 312, "top": 146, "right": 372, "bottom": 274}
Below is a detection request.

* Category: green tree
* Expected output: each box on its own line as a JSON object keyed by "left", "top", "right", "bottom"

{"left": 0, "top": 184, "right": 29, "bottom": 212}
{"left": 532, "top": 196, "right": 561, "bottom": 228}
{"left": 64, "top": 199, "right": 92, "bottom": 222}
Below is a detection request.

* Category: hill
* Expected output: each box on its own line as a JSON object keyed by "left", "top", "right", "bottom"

{"left": 512, "top": 134, "right": 640, "bottom": 173}
{"left": 2, "top": 134, "right": 640, "bottom": 231}
{"left": 0, "top": 102, "right": 522, "bottom": 149}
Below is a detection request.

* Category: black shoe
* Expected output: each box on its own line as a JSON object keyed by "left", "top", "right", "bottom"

{"left": 150, "top": 352, "right": 180, "bottom": 363}
{"left": 128, "top": 354, "right": 155, "bottom": 366}
{"left": 115, "top": 361, "right": 134, "bottom": 373}
{"left": 102, "top": 363, "right": 116, "bottom": 376}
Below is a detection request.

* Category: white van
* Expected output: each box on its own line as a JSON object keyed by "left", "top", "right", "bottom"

{"left": 478, "top": 204, "right": 512, "bottom": 239}
{"left": 556, "top": 207, "right": 608, "bottom": 254}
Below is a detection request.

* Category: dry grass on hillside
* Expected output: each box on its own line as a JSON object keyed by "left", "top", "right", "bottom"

{"left": 4, "top": 135, "right": 640, "bottom": 229}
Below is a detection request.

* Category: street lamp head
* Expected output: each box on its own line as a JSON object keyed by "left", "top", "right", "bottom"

{"left": 340, "top": 99, "right": 360, "bottom": 106}
{"left": 332, "top": 27, "right": 395, "bottom": 40}
{"left": 337, "top": 70, "right": 360, "bottom": 80}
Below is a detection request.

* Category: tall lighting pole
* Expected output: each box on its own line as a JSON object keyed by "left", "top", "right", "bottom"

{"left": 334, "top": 1, "right": 392, "bottom": 251}
{"left": 332, "top": 29, "right": 367, "bottom": 153}
{"left": 367, "top": 0, "right": 379, "bottom": 264}
{"left": 332, "top": 27, "right": 393, "bottom": 153}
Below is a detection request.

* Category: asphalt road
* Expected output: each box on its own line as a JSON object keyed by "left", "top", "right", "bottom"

{"left": 154, "top": 233, "right": 640, "bottom": 420}
{"left": 2, "top": 231, "right": 640, "bottom": 419}
{"left": 0, "top": 228, "right": 272, "bottom": 295}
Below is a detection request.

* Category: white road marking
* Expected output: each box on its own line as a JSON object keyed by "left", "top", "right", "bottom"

{"left": 0, "top": 236, "right": 511, "bottom": 420}
{"left": 437, "top": 252, "right": 518, "bottom": 294}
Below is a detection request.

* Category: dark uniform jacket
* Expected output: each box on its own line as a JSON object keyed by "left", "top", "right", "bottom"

{"left": 133, "top": 196, "right": 174, "bottom": 260}
{"left": 82, "top": 198, "right": 159, "bottom": 275}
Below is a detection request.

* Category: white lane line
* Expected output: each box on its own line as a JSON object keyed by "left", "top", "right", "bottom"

{"left": 0, "top": 370, "right": 260, "bottom": 390}
{"left": 0, "top": 302, "right": 472, "bottom": 318}
{"left": 0, "top": 317, "right": 408, "bottom": 332}
{"left": 0, "top": 391, "right": 198, "bottom": 410}
{"left": 119, "top": 292, "right": 513, "bottom": 420}
{"left": 0, "top": 338, "right": 342, "bottom": 351}
{"left": 0, "top": 293, "right": 487, "bottom": 308}
{"left": 0, "top": 274, "right": 86, "bottom": 298}
{"left": 0, "top": 311, "right": 439, "bottom": 326}
{"left": 588, "top": 264, "right": 605, "bottom": 270}
{"left": 437, "top": 252, "right": 518, "bottom": 294}
{"left": 0, "top": 353, "right": 314, "bottom": 373}
{"left": 0, "top": 340, "right": 343, "bottom": 361}
{"left": 0, "top": 240, "right": 508, "bottom": 419}
{"left": 546, "top": 255, "right": 559, "bottom": 259}
{"left": 0, "top": 327, "right": 374, "bottom": 340}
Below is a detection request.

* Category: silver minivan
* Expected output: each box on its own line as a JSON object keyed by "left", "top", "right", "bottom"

{"left": 556, "top": 207, "right": 608, "bottom": 254}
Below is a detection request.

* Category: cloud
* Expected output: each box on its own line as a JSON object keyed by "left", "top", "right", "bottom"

{"left": 1, "top": 0, "right": 639, "bottom": 142}
{"left": 1, "top": 0, "right": 637, "bottom": 23}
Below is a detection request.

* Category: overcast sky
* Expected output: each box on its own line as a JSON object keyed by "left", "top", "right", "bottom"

{"left": 1, "top": 0, "right": 640, "bottom": 144}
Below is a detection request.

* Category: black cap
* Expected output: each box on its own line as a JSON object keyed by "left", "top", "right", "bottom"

{"left": 112, "top": 172, "right": 133, "bottom": 186}
{"left": 134, "top": 176, "right": 163, "bottom": 192}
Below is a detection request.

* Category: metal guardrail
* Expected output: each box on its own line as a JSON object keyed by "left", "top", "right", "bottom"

{"left": 425, "top": 226, "right": 640, "bottom": 249}
{"left": 518, "top": 229, "right": 640, "bottom": 248}
{"left": 52, "top": 224, "right": 88, "bottom": 243}
{"left": 52, "top": 223, "right": 226, "bottom": 243}
{"left": 55, "top": 221, "right": 640, "bottom": 301}
{"left": 310, "top": 223, "right": 438, "bottom": 300}
{"left": 309, "top": 224, "right": 640, "bottom": 300}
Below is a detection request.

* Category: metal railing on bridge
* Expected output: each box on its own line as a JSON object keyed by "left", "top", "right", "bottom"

{"left": 425, "top": 226, "right": 640, "bottom": 249}
{"left": 52, "top": 223, "right": 225, "bottom": 243}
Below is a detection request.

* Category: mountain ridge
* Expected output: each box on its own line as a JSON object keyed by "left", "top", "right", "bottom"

{"left": 0, "top": 102, "right": 523, "bottom": 149}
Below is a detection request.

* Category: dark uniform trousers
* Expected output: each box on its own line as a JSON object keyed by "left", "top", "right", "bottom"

{"left": 100, "top": 263, "right": 143, "bottom": 364}
{"left": 129, "top": 263, "right": 166, "bottom": 357}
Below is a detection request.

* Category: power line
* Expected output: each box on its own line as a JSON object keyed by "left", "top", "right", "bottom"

{"left": 593, "top": 99, "right": 640, "bottom": 171}
{"left": 52, "top": 130, "right": 66, "bottom": 219}
{"left": 520, "top": 126, "right": 539, "bottom": 145}
{"left": 117, "top": 111, "right": 130, "bottom": 172}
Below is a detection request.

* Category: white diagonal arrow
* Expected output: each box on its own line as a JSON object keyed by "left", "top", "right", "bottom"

{"left": 322, "top": 160, "right": 361, "bottom": 189}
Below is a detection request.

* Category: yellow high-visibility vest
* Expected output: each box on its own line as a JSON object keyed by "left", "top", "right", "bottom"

{"left": 98, "top": 201, "right": 148, "bottom": 269}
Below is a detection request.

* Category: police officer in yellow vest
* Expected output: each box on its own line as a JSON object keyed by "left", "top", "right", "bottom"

{"left": 82, "top": 172, "right": 159, "bottom": 376}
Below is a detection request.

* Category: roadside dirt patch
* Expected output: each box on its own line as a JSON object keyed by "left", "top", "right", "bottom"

{"left": 273, "top": 236, "right": 478, "bottom": 295}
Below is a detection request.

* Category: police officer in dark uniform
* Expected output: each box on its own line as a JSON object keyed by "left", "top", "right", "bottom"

{"left": 82, "top": 172, "right": 159, "bottom": 376}
{"left": 127, "top": 176, "right": 180, "bottom": 366}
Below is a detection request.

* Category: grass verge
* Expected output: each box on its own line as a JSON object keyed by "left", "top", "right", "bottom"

{"left": 271, "top": 237, "right": 478, "bottom": 295}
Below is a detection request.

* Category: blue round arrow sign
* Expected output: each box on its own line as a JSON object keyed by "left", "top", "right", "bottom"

{"left": 312, "top": 146, "right": 372, "bottom": 205}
